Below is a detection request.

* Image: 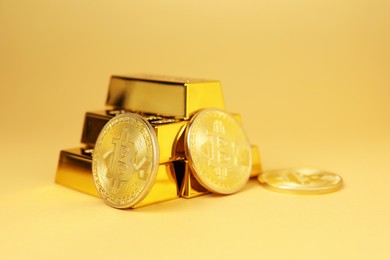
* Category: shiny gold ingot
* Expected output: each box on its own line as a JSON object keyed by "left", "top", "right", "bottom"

{"left": 55, "top": 145, "right": 262, "bottom": 200}
{"left": 81, "top": 110, "right": 181, "bottom": 146}
{"left": 55, "top": 148, "right": 99, "bottom": 197}
{"left": 178, "top": 161, "right": 209, "bottom": 198}
{"left": 106, "top": 75, "right": 225, "bottom": 119}
{"left": 82, "top": 110, "right": 187, "bottom": 163}
{"left": 185, "top": 108, "right": 252, "bottom": 194}
{"left": 250, "top": 146, "right": 262, "bottom": 178}
{"left": 55, "top": 145, "right": 261, "bottom": 200}
{"left": 81, "top": 111, "right": 115, "bottom": 146}
{"left": 56, "top": 148, "right": 180, "bottom": 208}
{"left": 55, "top": 74, "right": 263, "bottom": 206}
{"left": 258, "top": 168, "right": 343, "bottom": 195}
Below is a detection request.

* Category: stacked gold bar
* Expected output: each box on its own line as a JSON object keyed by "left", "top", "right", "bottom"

{"left": 55, "top": 74, "right": 262, "bottom": 208}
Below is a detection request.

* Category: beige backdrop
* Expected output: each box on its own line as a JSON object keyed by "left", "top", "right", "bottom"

{"left": 1, "top": 0, "right": 389, "bottom": 259}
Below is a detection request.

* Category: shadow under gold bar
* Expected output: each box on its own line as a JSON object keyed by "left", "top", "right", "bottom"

{"left": 81, "top": 110, "right": 187, "bottom": 163}
{"left": 106, "top": 75, "right": 225, "bottom": 119}
{"left": 55, "top": 148, "right": 181, "bottom": 208}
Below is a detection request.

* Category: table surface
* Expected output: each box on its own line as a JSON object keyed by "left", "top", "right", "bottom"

{"left": 1, "top": 1, "right": 389, "bottom": 259}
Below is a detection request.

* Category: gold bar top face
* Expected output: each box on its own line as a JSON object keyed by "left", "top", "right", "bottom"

{"left": 106, "top": 75, "right": 225, "bottom": 119}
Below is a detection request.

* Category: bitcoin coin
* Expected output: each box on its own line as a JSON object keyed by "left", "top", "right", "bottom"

{"left": 258, "top": 168, "right": 343, "bottom": 195}
{"left": 185, "top": 108, "right": 252, "bottom": 194}
{"left": 92, "top": 113, "right": 159, "bottom": 208}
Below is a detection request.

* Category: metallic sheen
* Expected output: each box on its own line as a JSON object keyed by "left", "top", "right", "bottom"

{"left": 258, "top": 168, "right": 343, "bottom": 194}
{"left": 185, "top": 109, "right": 252, "bottom": 194}
{"left": 92, "top": 113, "right": 160, "bottom": 208}
{"left": 56, "top": 148, "right": 180, "bottom": 208}
{"left": 82, "top": 110, "right": 186, "bottom": 163}
{"left": 106, "top": 75, "right": 225, "bottom": 119}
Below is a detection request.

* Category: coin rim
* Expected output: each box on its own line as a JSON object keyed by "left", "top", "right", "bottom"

{"left": 92, "top": 112, "right": 160, "bottom": 208}
{"left": 185, "top": 108, "right": 252, "bottom": 194}
{"left": 258, "top": 168, "right": 343, "bottom": 195}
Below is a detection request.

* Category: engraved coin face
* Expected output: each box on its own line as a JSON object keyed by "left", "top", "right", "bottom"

{"left": 258, "top": 168, "right": 343, "bottom": 195}
{"left": 185, "top": 109, "right": 252, "bottom": 194}
{"left": 92, "top": 113, "right": 159, "bottom": 208}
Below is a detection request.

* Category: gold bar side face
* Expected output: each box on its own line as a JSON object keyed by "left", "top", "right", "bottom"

{"left": 55, "top": 148, "right": 180, "bottom": 207}
{"left": 250, "top": 145, "right": 262, "bottom": 177}
{"left": 81, "top": 112, "right": 111, "bottom": 146}
{"left": 179, "top": 161, "right": 210, "bottom": 198}
{"left": 55, "top": 148, "right": 99, "bottom": 197}
{"left": 106, "top": 75, "right": 225, "bottom": 119}
{"left": 81, "top": 111, "right": 187, "bottom": 162}
{"left": 154, "top": 121, "right": 187, "bottom": 163}
{"left": 134, "top": 163, "right": 179, "bottom": 208}
{"left": 186, "top": 81, "right": 225, "bottom": 118}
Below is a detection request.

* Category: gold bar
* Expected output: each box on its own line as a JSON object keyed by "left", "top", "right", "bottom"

{"left": 250, "top": 145, "right": 262, "bottom": 177}
{"left": 81, "top": 111, "right": 113, "bottom": 146}
{"left": 55, "top": 148, "right": 180, "bottom": 208}
{"left": 106, "top": 75, "right": 225, "bottom": 119}
{"left": 55, "top": 148, "right": 98, "bottom": 196}
{"left": 178, "top": 161, "right": 209, "bottom": 198}
{"left": 179, "top": 145, "right": 262, "bottom": 198}
{"left": 81, "top": 110, "right": 187, "bottom": 163}
{"left": 55, "top": 145, "right": 262, "bottom": 201}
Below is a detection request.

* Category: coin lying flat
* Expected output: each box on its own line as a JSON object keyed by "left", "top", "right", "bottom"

{"left": 92, "top": 113, "right": 159, "bottom": 208}
{"left": 258, "top": 168, "right": 343, "bottom": 195}
{"left": 185, "top": 108, "right": 252, "bottom": 194}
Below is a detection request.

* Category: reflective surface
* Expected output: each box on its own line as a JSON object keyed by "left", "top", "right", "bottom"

{"left": 258, "top": 168, "right": 343, "bottom": 195}
{"left": 58, "top": 74, "right": 262, "bottom": 206}
{"left": 55, "top": 145, "right": 262, "bottom": 200}
{"left": 55, "top": 148, "right": 100, "bottom": 197}
{"left": 178, "top": 160, "right": 210, "bottom": 198}
{"left": 82, "top": 110, "right": 187, "bottom": 162}
{"left": 185, "top": 109, "right": 252, "bottom": 194}
{"left": 106, "top": 75, "right": 225, "bottom": 119}
{"left": 55, "top": 147, "right": 180, "bottom": 208}
{"left": 250, "top": 146, "right": 262, "bottom": 178}
{"left": 92, "top": 113, "right": 160, "bottom": 208}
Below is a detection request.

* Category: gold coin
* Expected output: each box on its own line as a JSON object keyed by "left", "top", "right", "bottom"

{"left": 258, "top": 168, "right": 343, "bottom": 195}
{"left": 92, "top": 113, "right": 159, "bottom": 208}
{"left": 185, "top": 109, "right": 252, "bottom": 194}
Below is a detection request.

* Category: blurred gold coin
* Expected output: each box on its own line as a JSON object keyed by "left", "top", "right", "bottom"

{"left": 258, "top": 168, "right": 343, "bottom": 195}
{"left": 185, "top": 109, "right": 252, "bottom": 194}
{"left": 92, "top": 113, "right": 159, "bottom": 208}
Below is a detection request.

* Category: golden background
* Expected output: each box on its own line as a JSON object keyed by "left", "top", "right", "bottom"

{"left": 0, "top": 0, "right": 389, "bottom": 258}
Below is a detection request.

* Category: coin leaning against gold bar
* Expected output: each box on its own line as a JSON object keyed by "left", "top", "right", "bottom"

{"left": 185, "top": 108, "right": 252, "bottom": 194}
{"left": 92, "top": 113, "right": 159, "bottom": 208}
{"left": 258, "top": 168, "right": 343, "bottom": 195}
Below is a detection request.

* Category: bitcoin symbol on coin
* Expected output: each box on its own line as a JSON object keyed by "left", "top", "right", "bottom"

{"left": 105, "top": 127, "right": 134, "bottom": 190}
{"left": 186, "top": 109, "right": 252, "bottom": 194}
{"left": 92, "top": 113, "right": 159, "bottom": 209}
{"left": 104, "top": 126, "right": 148, "bottom": 191}
{"left": 203, "top": 120, "right": 232, "bottom": 181}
